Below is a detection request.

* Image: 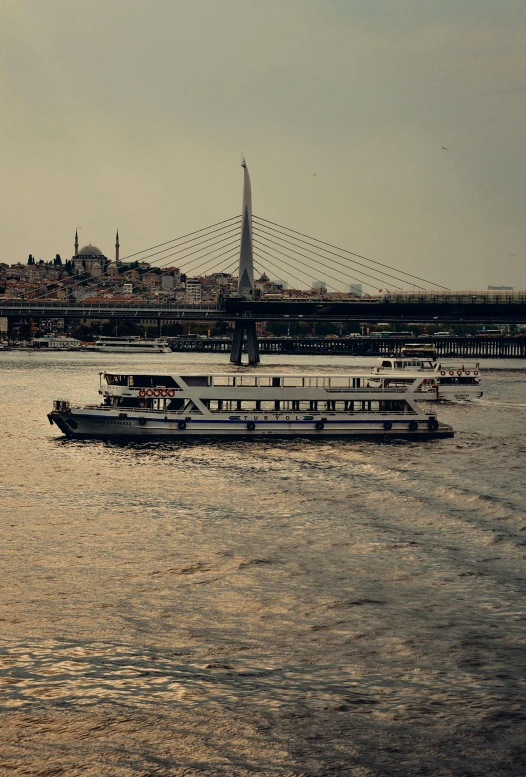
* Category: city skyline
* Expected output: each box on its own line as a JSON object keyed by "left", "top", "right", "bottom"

{"left": 2, "top": 0, "right": 525, "bottom": 289}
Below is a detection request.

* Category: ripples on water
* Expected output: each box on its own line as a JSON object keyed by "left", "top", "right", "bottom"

{"left": 1, "top": 352, "right": 525, "bottom": 775}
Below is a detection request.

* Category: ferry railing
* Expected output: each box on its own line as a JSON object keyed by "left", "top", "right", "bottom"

{"left": 83, "top": 405, "right": 419, "bottom": 416}
{"left": 84, "top": 400, "right": 422, "bottom": 418}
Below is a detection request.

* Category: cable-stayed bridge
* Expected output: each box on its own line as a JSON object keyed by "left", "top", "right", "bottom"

{"left": 2, "top": 162, "right": 525, "bottom": 363}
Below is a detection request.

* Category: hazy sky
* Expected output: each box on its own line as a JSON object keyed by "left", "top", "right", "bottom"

{"left": 2, "top": 0, "right": 525, "bottom": 289}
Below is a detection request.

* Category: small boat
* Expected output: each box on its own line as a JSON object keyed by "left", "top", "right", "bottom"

{"left": 48, "top": 371, "right": 454, "bottom": 439}
{"left": 401, "top": 343, "right": 437, "bottom": 359}
{"left": 90, "top": 337, "right": 172, "bottom": 354}
{"left": 367, "top": 357, "right": 483, "bottom": 401}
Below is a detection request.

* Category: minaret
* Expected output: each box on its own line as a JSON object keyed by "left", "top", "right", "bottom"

{"left": 238, "top": 158, "right": 254, "bottom": 297}
{"left": 115, "top": 230, "right": 120, "bottom": 263}
{"left": 74, "top": 229, "right": 79, "bottom": 256}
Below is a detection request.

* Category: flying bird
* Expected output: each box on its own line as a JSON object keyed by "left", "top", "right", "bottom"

{"left": 509, "top": 254, "right": 517, "bottom": 257}
{"left": 442, "top": 146, "right": 448, "bottom": 151}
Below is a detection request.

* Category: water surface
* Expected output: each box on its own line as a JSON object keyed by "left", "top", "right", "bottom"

{"left": 1, "top": 352, "right": 525, "bottom": 775}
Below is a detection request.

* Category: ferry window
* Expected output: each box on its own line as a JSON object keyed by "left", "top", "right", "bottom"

{"left": 382, "top": 361, "right": 391, "bottom": 368}
{"left": 129, "top": 375, "right": 179, "bottom": 388}
{"left": 395, "top": 362, "right": 403, "bottom": 369}
{"left": 167, "top": 398, "right": 185, "bottom": 410}
{"left": 118, "top": 397, "right": 144, "bottom": 408}
{"left": 106, "top": 374, "right": 127, "bottom": 386}
{"left": 182, "top": 400, "right": 201, "bottom": 413}
{"left": 330, "top": 377, "right": 350, "bottom": 389}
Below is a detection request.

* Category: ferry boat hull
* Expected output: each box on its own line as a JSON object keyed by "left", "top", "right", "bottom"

{"left": 48, "top": 408, "right": 453, "bottom": 440}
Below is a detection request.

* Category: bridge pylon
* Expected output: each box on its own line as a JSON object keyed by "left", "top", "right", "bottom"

{"left": 230, "top": 158, "right": 260, "bottom": 365}
{"left": 238, "top": 157, "right": 254, "bottom": 297}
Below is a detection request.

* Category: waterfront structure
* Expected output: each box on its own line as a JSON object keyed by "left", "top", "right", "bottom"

{"left": 31, "top": 336, "right": 81, "bottom": 350}
{"left": 48, "top": 370, "right": 453, "bottom": 439}
{"left": 488, "top": 286, "right": 513, "bottom": 290}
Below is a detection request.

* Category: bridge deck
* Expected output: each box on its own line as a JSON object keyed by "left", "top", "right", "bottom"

{"left": 1, "top": 295, "right": 526, "bottom": 323}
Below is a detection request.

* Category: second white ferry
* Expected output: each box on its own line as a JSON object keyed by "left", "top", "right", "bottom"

{"left": 48, "top": 371, "right": 454, "bottom": 439}
{"left": 91, "top": 337, "right": 172, "bottom": 354}
{"left": 367, "top": 357, "right": 483, "bottom": 401}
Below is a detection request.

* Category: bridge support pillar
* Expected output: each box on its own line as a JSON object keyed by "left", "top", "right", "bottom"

{"left": 230, "top": 320, "right": 260, "bottom": 365}
{"left": 246, "top": 320, "right": 260, "bottom": 365}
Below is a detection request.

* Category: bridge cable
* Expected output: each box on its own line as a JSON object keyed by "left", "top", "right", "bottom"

{"left": 253, "top": 230, "right": 404, "bottom": 292}
{"left": 253, "top": 249, "right": 335, "bottom": 294}
{"left": 121, "top": 221, "right": 241, "bottom": 265}
{"left": 118, "top": 215, "right": 241, "bottom": 262}
{"left": 183, "top": 246, "right": 241, "bottom": 279}
{"left": 253, "top": 215, "right": 449, "bottom": 290}
{"left": 79, "top": 243, "right": 240, "bottom": 302}
{"left": 199, "top": 257, "right": 240, "bottom": 302}
{"left": 254, "top": 245, "right": 364, "bottom": 294}
{"left": 253, "top": 223, "right": 423, "bottom": 291}
{"left": 254, "top": 237, "right": 392, "bottom": 293}
{"left": 30, "top": 230, "right": 242, "bottom": 301}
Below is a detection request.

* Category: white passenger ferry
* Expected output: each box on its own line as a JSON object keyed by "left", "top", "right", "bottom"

{"left": 367, "top": 358, "right": 483, "bottom": 401}
{"left": 91, "top": 337, "right": 172, "bottom": 354}
{"left": 48, "top": 371, "right": 454, "bottom": 439}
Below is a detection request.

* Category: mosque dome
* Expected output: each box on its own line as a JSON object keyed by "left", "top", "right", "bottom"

{"left": 77, "top": 244, "right": 104, "bottom": 257}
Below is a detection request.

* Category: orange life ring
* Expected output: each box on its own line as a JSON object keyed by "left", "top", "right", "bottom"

{"left": 449, "top": 371, "right": 454, "bottom": 375}
{"left": 138, "top": 389, "right": 146, "bottom": 397}
{"left": 440, "top": 370, "right": 446, "bottom": 375}
{"left": 168, "top": 389, "right": 175, "bottom": 398}
{"left": 473, "top": 370, "right": 479, "bottom": 376}
{"left": 465, "top": 371, "right": 470, "bottom": 375}
{"left": 153, "top": 389, "right": 161, "bottom": 397}
{"left": 457, "top": 370, "right": 462, "bottom": 376}
{"left": 145, "top": 389, "right": 154, "bottom": 397}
